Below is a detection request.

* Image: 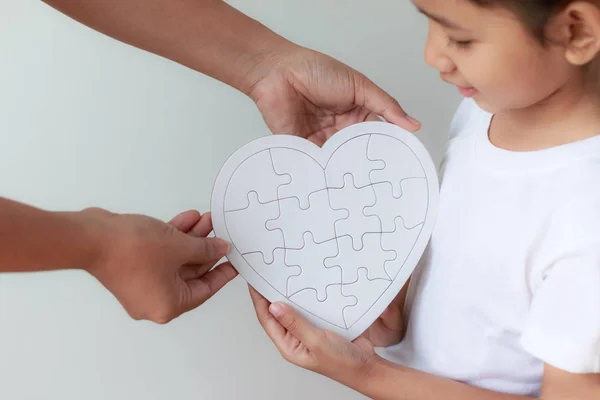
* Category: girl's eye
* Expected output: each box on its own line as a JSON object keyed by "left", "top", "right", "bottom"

{"left": 447, "top": 37, "right": 472, "bottom": 50}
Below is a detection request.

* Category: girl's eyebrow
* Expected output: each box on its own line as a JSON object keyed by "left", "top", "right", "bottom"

{"left": 415, "top": 6, "right": 467, "bottom": 31}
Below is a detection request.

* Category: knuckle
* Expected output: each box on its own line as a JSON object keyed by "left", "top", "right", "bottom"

{"left": 153, "top": 312, "right": 173, "bottom": 325}
{"left": 284, "top": 319, "right": 298, "bottom": 333}
{"left": 128, "top": 312, "right": 142, "bottom": 321}
{"left": 151, "top": 305, "right": 175, "bottom": 325}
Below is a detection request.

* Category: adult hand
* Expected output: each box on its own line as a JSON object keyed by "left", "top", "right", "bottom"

{"left": 84, "top": 208, "right": 236, "bottom": 323}
{"left": 249, "top": 286, "right": 381, "bottom": 387}
{"left": 250, "top": 47, "right": 421, "bottom": 146}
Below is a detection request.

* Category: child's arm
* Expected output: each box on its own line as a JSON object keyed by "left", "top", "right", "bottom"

{"left": 0, "top": 197, "right": 234, "bottom": 323}
{"left": 360, "top": 358, "right": 599, "bottom": 400}
{"left": 249, "top": 288, "right": 600, "bottom": 400}
{"left": 360, "top": 278, "right": 411, "bottom": 347}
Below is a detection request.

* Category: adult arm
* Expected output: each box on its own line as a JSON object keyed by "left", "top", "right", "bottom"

{"left": 41, "top": 0, "right": 290, "bottom": 96}
{"left": 41, "top": 0, "right": 421, "bottom": 143}
{"left": 0, "top": 197, "right": 234, "bottom": 323}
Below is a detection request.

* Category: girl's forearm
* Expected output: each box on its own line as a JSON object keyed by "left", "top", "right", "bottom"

{"left": 353, "top": 358, "right": 533, "bottom": 400}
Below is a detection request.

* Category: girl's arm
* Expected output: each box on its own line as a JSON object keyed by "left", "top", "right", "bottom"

{"left": 359, "top": 359, "right": 529, "bottom": 400}
{"left": 359, "top": 360, "right": 599, "bottom": 400}
{"left": 249, "top": 288, "right": 600, "bottom": 400}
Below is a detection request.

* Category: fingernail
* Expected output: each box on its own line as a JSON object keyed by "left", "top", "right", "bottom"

{"left": 407, "top": 115, "right": 421, "bottom": 125}
{"left": 269, "top": 303, "right": 283, "bottom": 317}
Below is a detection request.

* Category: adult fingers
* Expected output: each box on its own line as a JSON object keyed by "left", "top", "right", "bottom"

{"left": 169, "top": 210, "right": 202, "bottom": 233}
{"left": 184, "top": 262, "right": 238, "bottom": 310}
{"left": 179, "top": 261, "right": 215, "bottom": 281}
{"left": 365, "top": 112, "right": 382, "bottom": 122}
{"left": 355, "top": 73, "right": 421, "bottom": 132}
{"left": 188, "top": 212, "right": 214, "bottom": 238}
{"left": 183, "top": 236, "right": 230, "bottom": 265}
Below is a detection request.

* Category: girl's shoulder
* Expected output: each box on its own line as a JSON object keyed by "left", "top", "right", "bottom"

{"left": 448, "top": 98, "right": 488, "bottom": 140}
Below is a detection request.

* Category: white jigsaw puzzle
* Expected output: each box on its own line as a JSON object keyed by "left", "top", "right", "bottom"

{"left": 243, "top": 249, "right": 301, "bottom": 296}
{"left": 342, "top": 268, "right": 392, "bottom": 329}
{"left": 285, "top": 233, "right": 342, "bottom": 301}
{"left": 211, "top": 121, "right": 440, "bottom": 340}
{"left": 365, "top": 179, "right": 429, "bottom": 232}
{"left": 265, "top": 189, "right": 348, "bottom": 249}
{"left": 324, "top": 234, "right": 394, "bottom": 283}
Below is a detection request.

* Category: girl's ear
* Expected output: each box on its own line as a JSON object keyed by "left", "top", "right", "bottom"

{"left": 550, "top": 1, "right": 600, "bottom": 65}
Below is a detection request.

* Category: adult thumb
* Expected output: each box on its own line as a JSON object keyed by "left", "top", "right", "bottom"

{"left": 269, "top": 302, "right": 318, "bottom": 347}
{"left": 357, "top": 73, "right": 421, "bottom": 132}
{"left": 183, "top": 236, "right": 230, "bottom": 264}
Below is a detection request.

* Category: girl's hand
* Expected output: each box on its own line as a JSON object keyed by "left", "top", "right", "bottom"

{"left": 360, "top": 302, "right": 405, "bottom": 347}
{"left": 249, "top": 286, "right": 381, "bottom": 387}
{"left": 360, "top": 279, "right": 410, "bottom": 347}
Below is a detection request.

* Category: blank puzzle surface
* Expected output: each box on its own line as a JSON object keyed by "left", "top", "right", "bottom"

{"left": 211, "top": 122, "right": 439, "bottom": 340}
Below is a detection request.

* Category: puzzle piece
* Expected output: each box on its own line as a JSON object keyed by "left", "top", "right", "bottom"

{"left": 286, "top": 233, "right": 342, "bottom": 300}
{"left": 265, "top": 189, "right": 348, "bottom": 248}
{"left": 324, "top": 234, "right": 395, "bottom": 283}
{"left": 224, "top": 149, "right": 291, "bottom": 211}
{"left": 365, "top": 179, "right": 429, "bottom": 230}
{"left": 325, "top": 135, "right": 384, "bottom": 189}
{"left": 342, "top": 268, "right": 391, "bottom": 329}
{"left": 225, "top": 192, "right": 283, "bottom": 264}
{"left": 271, "top": 148, "right": 327, "bottom": 209}
{"left": 367, "top": 134, "right": 426, "bottom": 197}
{"left": 289, "top": 284, "right": 358, "bottom": 329}
{"left": 328, "top": 174, "right": 381, "bottom": 249}
{"left": 212, "top": 122, "right": 439, "bottom": 340}
{"left": 381, "top": 218, "right": 423, "bottom": 280}
{"left": 243, "top": 249, "right": 301, "bottom": 296}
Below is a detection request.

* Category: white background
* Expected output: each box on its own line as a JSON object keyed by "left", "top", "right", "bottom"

{"left": 0, "top": 1, "right": 459, "bottom": 399}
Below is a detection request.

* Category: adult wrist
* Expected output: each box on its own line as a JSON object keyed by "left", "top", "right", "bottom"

{"left": 239, "top": 37, "right": 301, "bottom": 97}
{"left": 61, "top": 208, "right": 112, "bottom": 273}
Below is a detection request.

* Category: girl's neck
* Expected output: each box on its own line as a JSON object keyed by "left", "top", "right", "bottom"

{"left": 489, "top": 76, "right": 600, "bottom": 152}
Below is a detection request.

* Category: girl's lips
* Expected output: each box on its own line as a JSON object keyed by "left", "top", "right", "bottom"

{"left": 457, "top": 86, "right": 477, "bottom": 97}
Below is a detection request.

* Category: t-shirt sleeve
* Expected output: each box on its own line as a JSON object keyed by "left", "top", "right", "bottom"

{"left": 521, "top": 195, "right": 600, "bottom": 373}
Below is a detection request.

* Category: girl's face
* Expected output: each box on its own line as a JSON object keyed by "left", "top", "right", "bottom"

{"left": 413, "top": 0, "right": 574, "bottom": 114}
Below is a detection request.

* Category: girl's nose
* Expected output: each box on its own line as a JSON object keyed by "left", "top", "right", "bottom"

{"left": 424, "top": 24, "right": 456, "bottom": 75}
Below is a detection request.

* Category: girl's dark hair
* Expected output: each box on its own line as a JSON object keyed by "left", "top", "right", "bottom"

{"left": 469, "top": 0, "right": 573, "bottom": 42}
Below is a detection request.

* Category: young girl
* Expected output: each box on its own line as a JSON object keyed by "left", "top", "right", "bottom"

{"left": 250, "top": 0, "right": 600, "bottom": 398}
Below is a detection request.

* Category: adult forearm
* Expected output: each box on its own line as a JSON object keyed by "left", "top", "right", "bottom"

{"left": 354, "top": 358, "right": 533, "bottom": 400}
{"left": 0, "top": 198, "right": 98, "bottom": 273}
{"left": 41, "top": 0, "right": 297, "bottom": 95}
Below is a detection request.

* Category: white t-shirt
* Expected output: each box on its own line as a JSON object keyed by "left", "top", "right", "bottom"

{"left": 380, "top": 98, "right": 600, "bottom": 396}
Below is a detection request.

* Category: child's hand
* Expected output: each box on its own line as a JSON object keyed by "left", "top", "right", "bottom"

{"left": 249, "top": 286, "right": 381, "bottom": 387}
{"left": 360, "top": 303, "right": 405, "bottom": 347}
{"left": 361, "top": 279, "right": 410, "bottom": 347}
{"left": 82, "top": 208, "right": 236, "bottom": 323}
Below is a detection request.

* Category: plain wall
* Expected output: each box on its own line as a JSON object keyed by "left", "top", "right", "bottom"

{"left": 0, "top": 1, "right": 460, "bottom": 399}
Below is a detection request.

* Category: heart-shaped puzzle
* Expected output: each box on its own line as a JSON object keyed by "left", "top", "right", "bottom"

{"left": 211, "top": 121, "right": 439, "bottom": 340}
